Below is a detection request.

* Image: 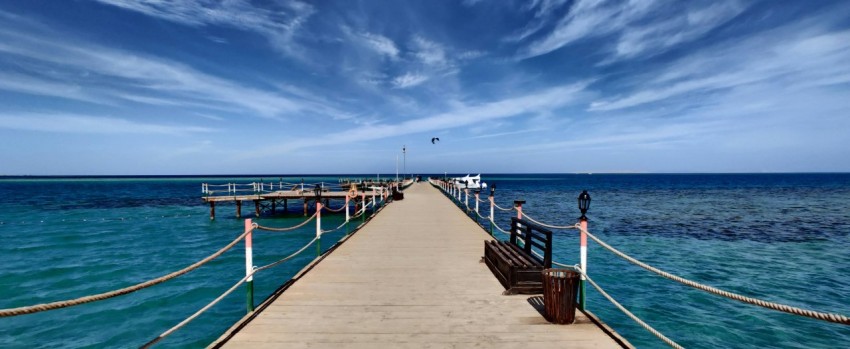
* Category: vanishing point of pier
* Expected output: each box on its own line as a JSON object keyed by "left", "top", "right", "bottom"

{"left": 211, "top": 182, "right": 629, "bottom": 348}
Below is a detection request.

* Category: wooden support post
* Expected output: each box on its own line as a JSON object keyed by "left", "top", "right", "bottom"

{"left": 271, "top": 200, "right": 276, "bottom": 214}
{"left": 254, "top": 200, "right": 260, "bottom": 217}
{"left": 209, "top": 201, "right": 216, "bottom": 220}
{"left": 236, "top": 200, "right": 242, "bottom": 218}
{"left": 284, "top": 199, "right": 288, "bottom": 213}
{"left": 303, "top": 200, "right": 308, "bottom": 216}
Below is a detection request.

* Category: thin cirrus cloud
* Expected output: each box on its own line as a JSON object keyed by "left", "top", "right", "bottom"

{"left": 359, "top": 32, "right": 401, "bottom": 59}
{"left": 392, "top": 73, "right": 430, "bottom": 89}
{"left": 517, "top": 0, "right": 746, "bottom": 62}
{"left": 93, "top": 0, "right": 315, "bottom": 55}
{"left": 0, "top": 113, "right": 214, "bottom": 135}
{"left": 0, "top": 13, "right": 337, "bottom": 120}
{"left": 589, "top": 23, "right": 850, "bottom": 111}
{"left": 250, "top": 81, "right": 591, "bottom": 157}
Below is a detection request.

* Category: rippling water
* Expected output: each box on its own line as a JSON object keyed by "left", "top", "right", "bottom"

{"left": 1, "top": 174, "right": 848, "bottom": 348}
{"left": 477, "top": 173, "right": 850, "bottom": 348}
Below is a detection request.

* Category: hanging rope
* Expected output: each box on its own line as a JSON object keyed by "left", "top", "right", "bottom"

{"left": 582, "top": 271, "right": 685, "bottom": 349}
{"left": 580, "top": 226, "right": 850, "bottom": 326}
{"left": 322, "top": 204, "right": 348, "bottom": 213}
{"left": 521, "top": 212, "right": 579, "bottom": 230}
{"left": 142, "top": 237, "right": 318, "bottom": 348}
{"left": 254, "top": 213, "right": 317, "bottom": 232}
{"left": 490, "top": 218, "right": 511, "bottom": 236}
{"left": 493, "top": 202, "right": 515, "bottom": 212}
{"left": 0, "top": 228, "right": 252, "bottom": 317}
{"left": 321, "top": 221, "right": 349, "bottom": 234}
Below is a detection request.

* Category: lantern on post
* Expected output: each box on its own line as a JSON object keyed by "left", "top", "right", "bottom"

{"left": 578, "top": 190, "right": 591, "bottom": 221}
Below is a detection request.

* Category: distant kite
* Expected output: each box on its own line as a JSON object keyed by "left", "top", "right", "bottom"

{"left": 431, "top": 137, "right": 440, "bottom": 144}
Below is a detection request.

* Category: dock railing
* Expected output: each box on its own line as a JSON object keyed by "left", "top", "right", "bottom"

{"left": 429, "top": 178, "right": 850, "bottom": 349}
{"left": 202, "top": 181, "right": 354, "bottom": 197}
{"left": 0, "top": 187, "right": 392, "bottom": 347}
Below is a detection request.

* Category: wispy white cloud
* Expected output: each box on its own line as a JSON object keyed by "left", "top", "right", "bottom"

{"left": 589, "top": 25, "right": 850, "bottom": 111}
{"left": 518, "top": 0, "right": 745, "bottom": 62}
{"left": 359, "top": 32, "right": 400, "bottom": 59}
{"left": 250, "top": 81, "right": 591, "bottom": 157}
{"left": 0, "top": 14, "right": 338, "bottom": 119}
{"left": 93, "top": 0, "right": 315, "bottom": 57}
{"left": 0, "top": 113, "right": 214, "bottom": 134}
{"left": 411, "top": 36, "right": 448, "bottom": 67}
{"left": 392, "top": 73, "right": 429, "bottom": 89}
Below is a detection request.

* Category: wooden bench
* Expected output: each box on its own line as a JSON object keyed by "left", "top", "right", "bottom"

{"left": 483, "top": 217, "right": 553, "bottom": 295}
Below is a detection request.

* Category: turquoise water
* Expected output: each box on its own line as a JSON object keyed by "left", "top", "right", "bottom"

{"left": 1, "top": 174, "right": 849, "bottom": 348}
{"left": 474, "top": 173, "right": 850, "bottom": 348}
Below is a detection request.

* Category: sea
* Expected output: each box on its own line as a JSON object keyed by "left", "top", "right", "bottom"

{"left": 0, "top": 173, "right": 848, "bottom": 348}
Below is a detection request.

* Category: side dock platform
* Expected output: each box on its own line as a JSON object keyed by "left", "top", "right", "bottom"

{"left": 210, "top": 182, "right": 632, "bottom": 348}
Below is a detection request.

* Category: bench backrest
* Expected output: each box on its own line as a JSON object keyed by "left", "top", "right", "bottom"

{"left": 509, "top": 217, "right": 553, "bottom": 268}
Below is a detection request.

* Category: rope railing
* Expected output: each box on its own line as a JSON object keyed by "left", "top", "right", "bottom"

{"left": 142, "top": 236, "right": 319, "bottom": 348}
{"left": 254, "top": 214, "right": 317, "bottom": 232}
{"left": 321, "top": 221, "right": 349, "bottom": 234}
{"left": 582, "top": 271, "right": 685, "bottom": 349}
{"left": 322, "top": 204, "right": 349, "bottom": 213}
{"left": 579, "top": 226, "right": 850, "bottom": 326}
{"left": 0, "top": 228, "right": 251, "bottom": 317}
{"left": 520, "top": 212, "right": 578, "bottom": 230}
{"left": 490, "top": 218, "right": 511, "bottom": 236}
{"left": 493, "top": 202, "right": 515, "bottom": 211}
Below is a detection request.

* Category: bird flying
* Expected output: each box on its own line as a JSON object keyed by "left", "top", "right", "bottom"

{"left": 431, "top": 137, "right": 440, "bottom": 144}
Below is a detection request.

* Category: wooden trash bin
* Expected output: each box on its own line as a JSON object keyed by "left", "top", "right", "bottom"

{"left": 542, "top": 268, "right": 581, "bottom": 324}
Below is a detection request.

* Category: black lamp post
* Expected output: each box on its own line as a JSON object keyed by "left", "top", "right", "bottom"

{"left": 314, "top": 184, "right": 322, "bottom": 199}
{"left": 578, "top": 190, "right": 591, "bottom": 221}
{"left": 490, "top": 184, "right": 496, "bottom": 197}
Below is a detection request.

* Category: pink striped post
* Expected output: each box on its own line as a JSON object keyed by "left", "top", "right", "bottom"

{"left": 345, "top": 193, "right": 350, "bottom": 235}
{"left": 316, "top": 200, "right": 322, "bottom": 256}
{"left": 474, "top": 190, "right": 480, "bottom": 217}
{"left": 577, "top": 190, "right": 591, "bottom": 310}
{"left": 514, "top": 200, "right": 525, "bottom": 220}
{"left": 489, "top": 191, "right": 495, "bottom": 236}
{"left": 361, "top": 191, "right": 367, "bottom": 223}
{"left": 244, "top": 218, "right": 254, "bottom": 312}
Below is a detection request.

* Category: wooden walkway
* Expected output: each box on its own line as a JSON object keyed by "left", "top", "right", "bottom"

{"left": 213, "top": 182, "right": 629, "bottom": 348}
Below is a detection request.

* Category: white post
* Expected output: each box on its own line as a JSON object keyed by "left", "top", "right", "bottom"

{"left": 475, "top": 191, "right": 479, "bottom": 215}
{"left": 244, "top": 218, "right": 254, "bottom": 312}
{"left": 345, "top": 194, "right": 350, "bottom": 222}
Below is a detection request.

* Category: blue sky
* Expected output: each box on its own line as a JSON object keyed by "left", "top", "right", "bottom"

{"left": 0, "top": 0, "right": 848, "bottom": 175}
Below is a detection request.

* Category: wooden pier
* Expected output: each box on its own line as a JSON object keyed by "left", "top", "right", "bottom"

{"left": 211, "top": 182, "right": 630, "bottom": 348}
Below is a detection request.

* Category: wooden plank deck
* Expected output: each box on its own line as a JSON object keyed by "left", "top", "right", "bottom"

{"left": 213, "top": 182, "right": 629, "bottom": 348}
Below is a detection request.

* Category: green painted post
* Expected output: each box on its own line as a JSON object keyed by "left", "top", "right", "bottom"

{"left": 578, "top": 190, "right": 591, "bottom": 311}
{"left": 244, "top": 219, "right": 254, "bottom": 313}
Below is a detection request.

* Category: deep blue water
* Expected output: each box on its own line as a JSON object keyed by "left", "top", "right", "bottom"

{"left": 1, "top": 174, "right": 848, "bottom": 348}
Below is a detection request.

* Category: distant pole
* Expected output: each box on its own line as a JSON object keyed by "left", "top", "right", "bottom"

{"left": 396, "top": 156, "right": 399, "bottom": 182}
{"left": 244, "top": 219, "right": 254, "bottom": 313}
{"left": 403, "top": 145, "right": 406, "bottom": 179}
